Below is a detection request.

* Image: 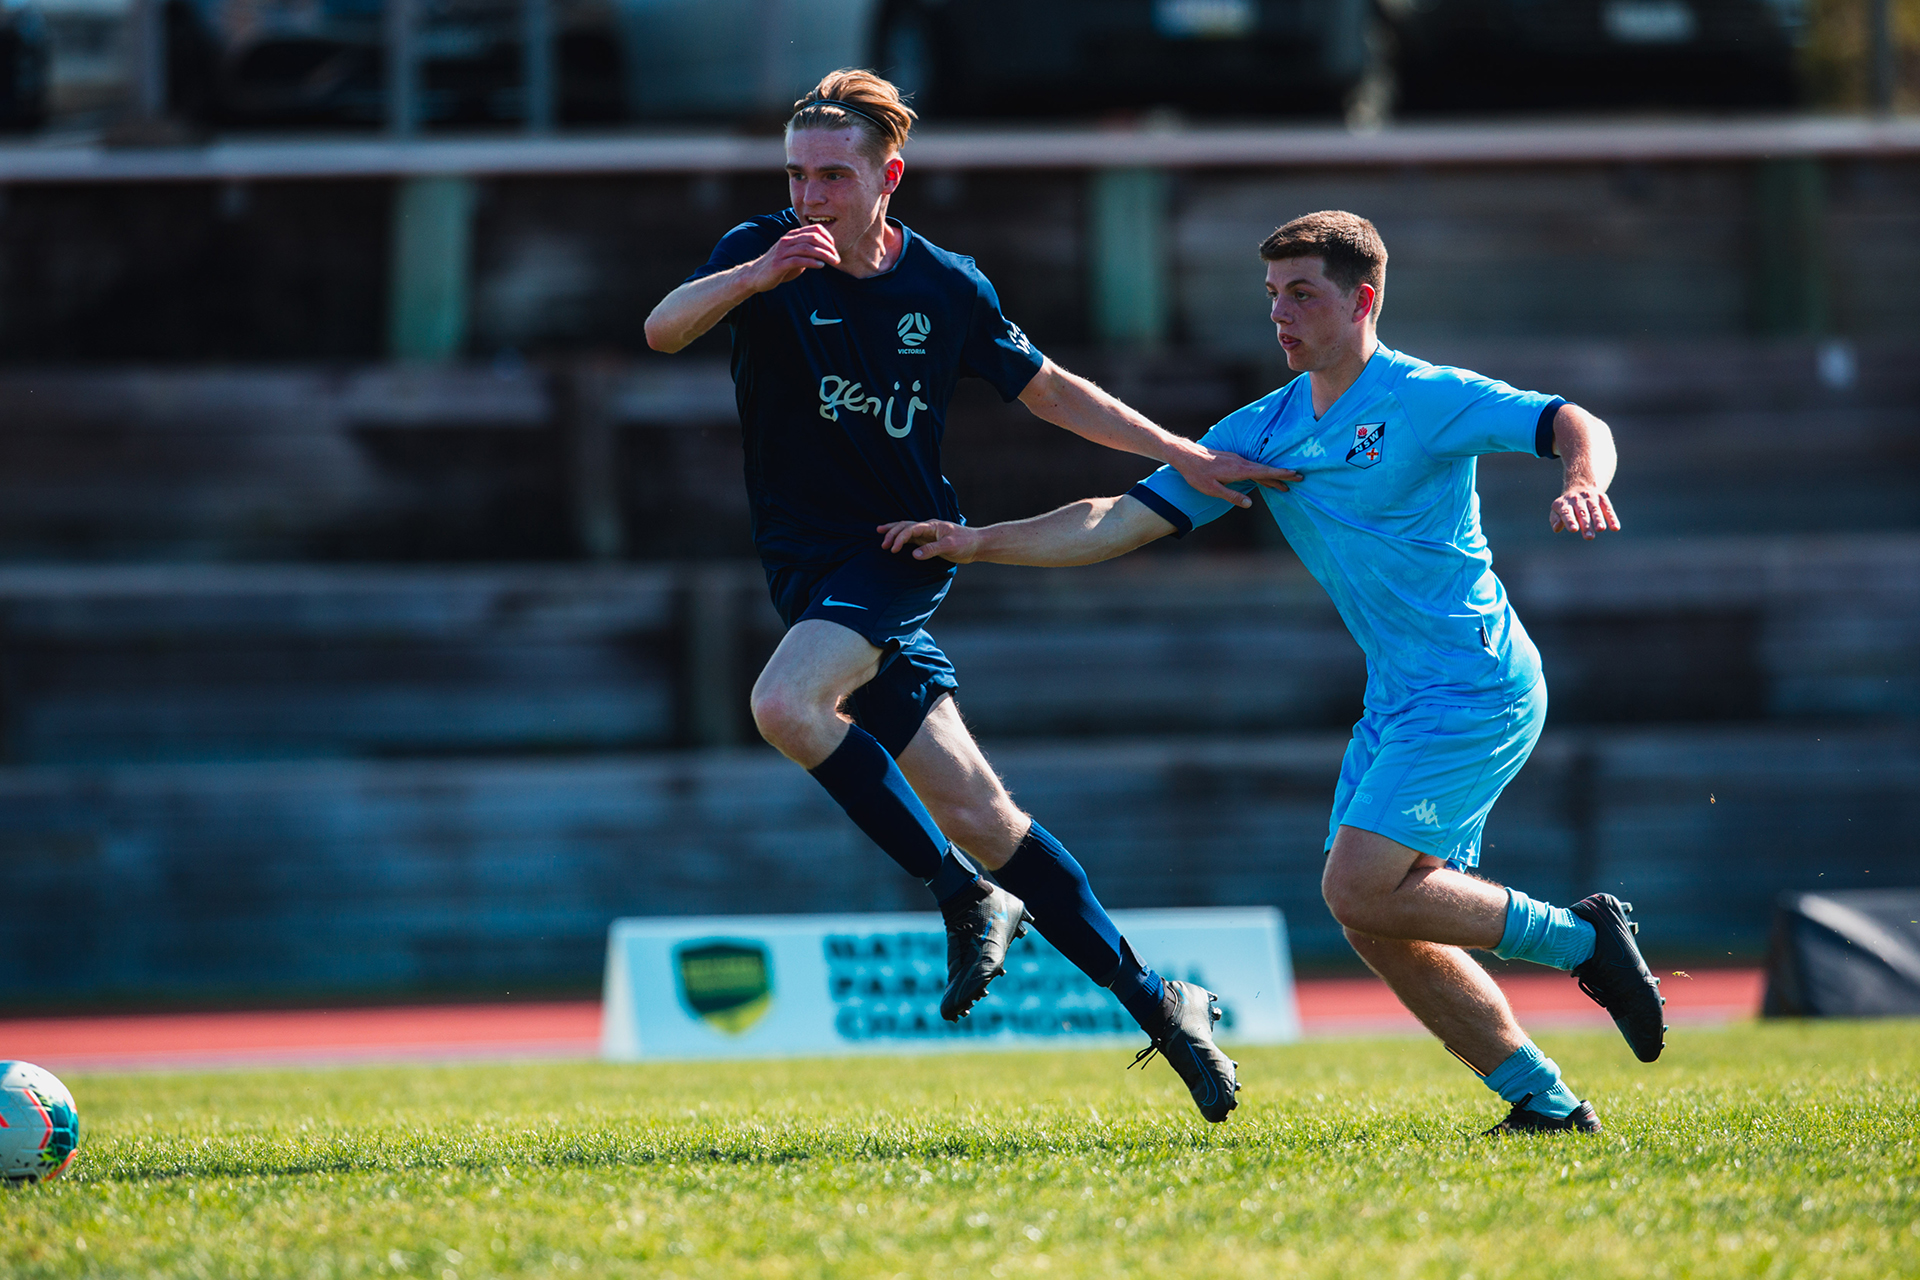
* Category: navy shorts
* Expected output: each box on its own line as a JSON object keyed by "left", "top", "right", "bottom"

{"left": 765, "top": 543, "right": 960, "bottom": 758}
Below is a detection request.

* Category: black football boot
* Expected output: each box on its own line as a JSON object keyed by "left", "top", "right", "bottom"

{"left": 1569, "top": 893, "right": 1667, "bottom": 1063}
{"left": 1483, "top": 1094, "right": 1603, "bottom": 1135}
{"left": 938, "top": 879, "right": 1032, "bottom": 1022}
{"left": 1130, "top": 979, "right": 1241, "bottom": 1123}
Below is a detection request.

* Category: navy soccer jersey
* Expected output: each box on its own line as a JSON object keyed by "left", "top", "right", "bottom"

{"left": 689, "top": 210, "right": 1047, "bottom": 568}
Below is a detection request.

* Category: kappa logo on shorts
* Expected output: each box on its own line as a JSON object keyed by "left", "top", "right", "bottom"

{"left": 1347, "top": 422, "right": 1386, "bottom": 469}
{"left": 1403, "top": 798, "right": 1442, "bottom": 828}
{"left": 897, "top": 312, "right": 931, "bottom": 353}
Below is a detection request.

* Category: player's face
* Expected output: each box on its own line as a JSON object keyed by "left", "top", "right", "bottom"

{"left": 785, "top": 129, "right": 903, "bottom": 255}
{"left": 1265, "top": 257, "right": 1373, "bottom": 372}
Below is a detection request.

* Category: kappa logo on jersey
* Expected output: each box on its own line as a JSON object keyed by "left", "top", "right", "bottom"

{"left": 1004, "top": 320, "right": 1033, "bottom": 355}
{"left": 818, "top": 375, "right": 929, "bottom": 438}
{"left": 897, "top": 312, "right": 932, "bottom": 353}
{"left": 1346, "top": 421, "right": 1386, "bottom": 469}
{"left": 1298, "top": 437, "right": 1327, "bottom": 459}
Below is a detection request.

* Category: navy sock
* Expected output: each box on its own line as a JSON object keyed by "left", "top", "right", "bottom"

{"left": 808, "top": 726, "right": 948, "bottom": 883}
{"left": 927, "top": 847, "right": 985, "bottom": 906}
{"left": 990, "top": 821, "right": 1166, "bottom": 1030}
{"left": 989, "top": 821, "right": 1124, "bottom": 983}
{"left": 1107, "top": 939, "right": 1168, "bottom": 1033}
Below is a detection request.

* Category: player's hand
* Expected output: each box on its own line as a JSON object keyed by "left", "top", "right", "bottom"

{"left": 749, "top": 225, "right": 840, "bottom": 290}
{"left": 1550, "top": 486, "right": 1620, "bottom": 540}
{"left": 1170, "top": 446, "right": 1301, "bottom": 509}
{"left": 878, "top": 519, "right": 982, "bottom": 563}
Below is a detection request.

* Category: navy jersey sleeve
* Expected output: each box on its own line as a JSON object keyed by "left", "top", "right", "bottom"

{"left": 1399, "top": 364, "right": 1564, "bottom": 461}
{"left": 956, "top": 263, "right": 1046, "bottom": 402}
{"left": 684, "top": 218, "right": 782, "bottom": 285}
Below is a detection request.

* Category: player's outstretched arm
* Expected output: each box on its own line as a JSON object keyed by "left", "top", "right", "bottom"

{"left": 1016, "top": 361, "right": 1301, "bottom": 508}
{"left": 1548, "top": 402, "right": 1622, "bottom": 540}
{"left": 644, "top": 224, "right": 842, "bottom": 353}
{"left": 878, "top": 494, "right": 1175, "bottom": 567}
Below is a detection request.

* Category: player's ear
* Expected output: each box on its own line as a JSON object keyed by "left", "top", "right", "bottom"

{"left": 882, "top": 157, "right": 904, "bottom": 193}
{"left": 1352, "top": 283, "right": 1377, "bottom": 325}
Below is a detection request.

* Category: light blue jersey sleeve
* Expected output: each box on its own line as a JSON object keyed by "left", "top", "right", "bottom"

{"left": 1398, "top": 364, "right": 1565, "bottom": 461}
{"left": 1124, "top": 392, "right": 1278, "bottom": 538}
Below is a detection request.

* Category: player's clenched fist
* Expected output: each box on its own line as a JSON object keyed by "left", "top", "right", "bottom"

{"left": 749, "top": 224, "right": 841, "bottom": 290}
{"left": 878, "top": 519, "right": 980, "bottom": 563}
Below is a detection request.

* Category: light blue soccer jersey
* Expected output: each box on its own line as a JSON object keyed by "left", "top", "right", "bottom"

{"left": 1132, "top": 345, "right": 1564, "bottom": 715}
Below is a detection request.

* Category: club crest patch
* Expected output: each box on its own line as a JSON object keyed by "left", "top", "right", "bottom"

{"left": 1346, "top": 422, "right": 1386, "bottom": 469}
{"left": 674, "top": 939, "right": 774, "bottom": 1035}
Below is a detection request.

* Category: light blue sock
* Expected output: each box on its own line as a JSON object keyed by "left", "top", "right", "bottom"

{"left": 1493, "top": 888, "right": 1597, "bottom": 970}
{"left": 1482, "top": 1042, "right": 1581, "bottom": 1119}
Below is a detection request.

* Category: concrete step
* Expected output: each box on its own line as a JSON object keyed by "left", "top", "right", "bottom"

{"left": 0, "top": 535, "right": 1913, "bottom": 764}
{"left": 3, "top": 725, "right": 1911, "bottom": 1002}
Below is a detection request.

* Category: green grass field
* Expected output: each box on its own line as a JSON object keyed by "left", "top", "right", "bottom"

{"left": 6, "top": 1021, "right": 1918, "bottom": 1279}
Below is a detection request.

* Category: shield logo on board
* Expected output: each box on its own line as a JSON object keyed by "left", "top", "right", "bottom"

{"left": 1346, "top": 421, "right": 1386, "bottom": 469}
{"left": 673, "top": 939, "right": 774, "bottom": 1035}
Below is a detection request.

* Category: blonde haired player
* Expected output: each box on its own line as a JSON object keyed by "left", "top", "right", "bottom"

{"left": 647, "top": 71, "right": 1294, "bottom": 1121}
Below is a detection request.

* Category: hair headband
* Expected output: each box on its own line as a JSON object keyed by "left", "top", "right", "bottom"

{"left": 792, "top": 97, "right": 892, "bottom": 133}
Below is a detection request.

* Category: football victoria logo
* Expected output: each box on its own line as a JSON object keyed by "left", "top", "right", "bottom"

{"left": 896, "top": 312, "right": 931, "bottom": 353}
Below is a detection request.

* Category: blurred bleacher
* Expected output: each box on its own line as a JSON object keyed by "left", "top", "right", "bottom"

{"left": 3, "top": 337, "right": 1916, "bottom": 1002}
{"left": 2, "top": 124, "right": 1917, "bottom": 1003}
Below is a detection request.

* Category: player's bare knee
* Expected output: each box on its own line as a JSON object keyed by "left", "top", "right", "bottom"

{"left": 1322, "top": 871, "right": 1383, "bottom": 934}
{"left": 749, "top": 686, "right": 820, "bottom": 755}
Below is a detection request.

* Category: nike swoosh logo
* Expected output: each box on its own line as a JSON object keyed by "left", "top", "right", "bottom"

{"left": 820, "top": 596, "right": 865, "bottom": 609}
{"left": 810, "top": 311, "right": 842, "bottom": 325}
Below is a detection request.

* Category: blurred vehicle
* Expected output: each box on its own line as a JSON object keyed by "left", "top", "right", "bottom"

{"left": 0, "top": 0, "right": 50, "bottom": 128}
{"left": 1385, "top": 0, "right": 1804, "bottom": 112}
{"left": 169, "top": 0, "right": 624, "bottom": 128}
{"left": 623, "top": 0, "right": 1376, "bottom": 120}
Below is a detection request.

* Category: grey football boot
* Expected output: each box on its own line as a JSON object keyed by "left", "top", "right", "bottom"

{"left": 1130, "top": 979, "right": 1241, "bottom": 1123}
{"left": 939, "top": 880, "right": 1032, "bottom": 1022}
{"left": 1569, "top": 893, "right": 1667, "bottom": 1063}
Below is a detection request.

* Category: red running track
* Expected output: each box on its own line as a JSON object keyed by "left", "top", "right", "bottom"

{"left": 0, "top": 970, "right": 1763, "bottom": 1074}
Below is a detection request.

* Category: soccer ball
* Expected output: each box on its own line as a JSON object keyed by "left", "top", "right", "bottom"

{"left": 0, "top": 1061, "right": 80, "bottom": 1183}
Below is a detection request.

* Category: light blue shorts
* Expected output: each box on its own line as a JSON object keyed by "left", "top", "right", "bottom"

{"left": 1324, "top": 678, "right": 1547, "bottom": 872}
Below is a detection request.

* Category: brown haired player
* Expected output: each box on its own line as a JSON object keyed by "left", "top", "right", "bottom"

{"left": 645, "top": 71, "right": 1293, "bottom": 1121}
{"left": 884, "top": 210, "right": 1668, "bottom": 1134}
